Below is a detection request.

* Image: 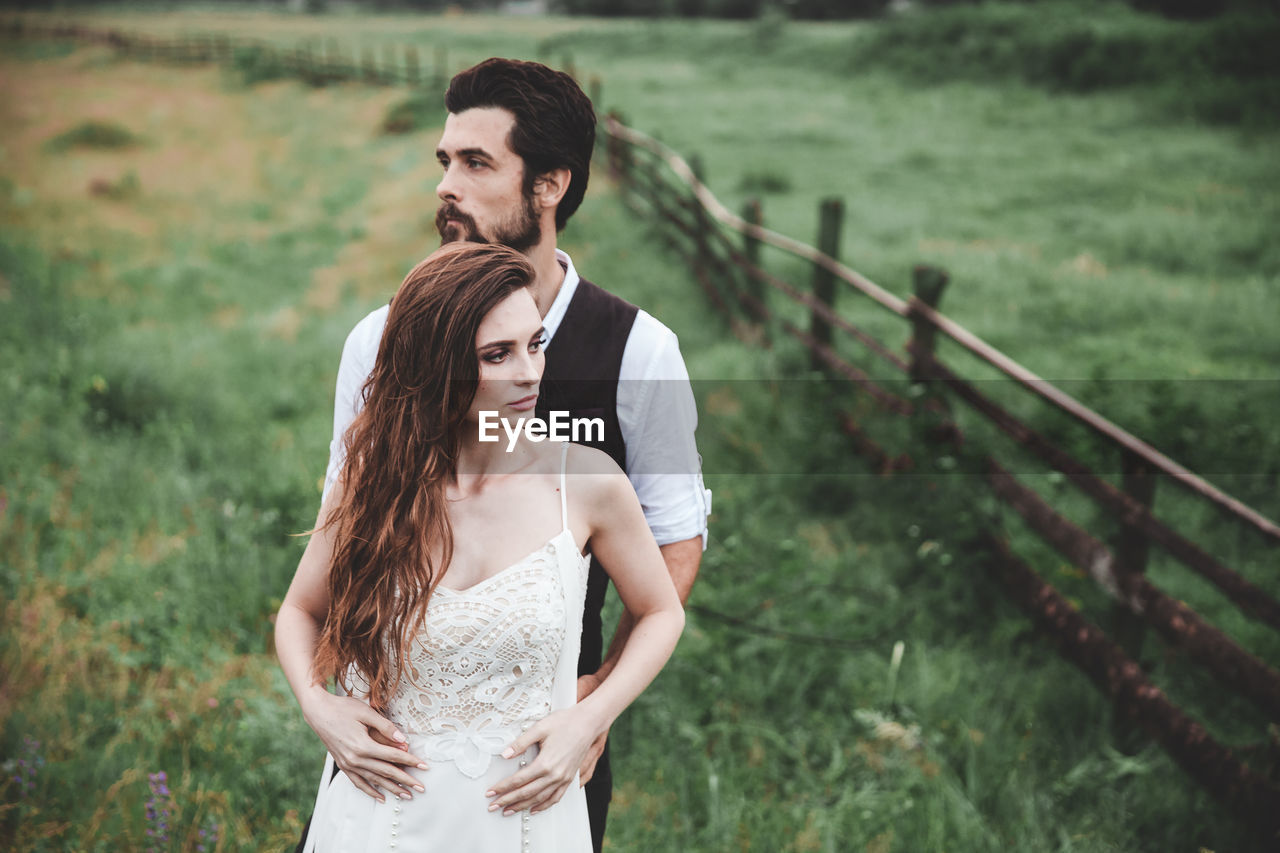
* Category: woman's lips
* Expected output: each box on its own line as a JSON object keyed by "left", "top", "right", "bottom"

{"left": 508, "top": 394, "right": 538, "bottom": 412}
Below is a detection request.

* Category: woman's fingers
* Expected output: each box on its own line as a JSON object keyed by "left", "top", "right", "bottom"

{"left": 499, "top": 721, "right": 544, "bottom": 761}
{"left": 343, "top": 769, "right": 388, "bottom": 803}
{"left": 367, "top": 741, "right": 428, "bottom": 769}
{"left": 350, "top": 756, "right": 426, "bottom": 797}
{"left": 578, "top": 730, "right": 607, "bottom": 785}
{"left": 491, "top": 777, "right": 551, "bottom": 815}
{"left": 528, "top": 780, "right": 572, "bottom": 815}
{"left": 360, "top": 707, "right": 409, "bottom": 748}
{"left": 490, "top": 761, "right": 576, "bottom": 814}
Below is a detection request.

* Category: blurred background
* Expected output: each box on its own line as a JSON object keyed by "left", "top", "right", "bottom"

{"left": 2, "top": 1, "right": 1278, "bottom": 850}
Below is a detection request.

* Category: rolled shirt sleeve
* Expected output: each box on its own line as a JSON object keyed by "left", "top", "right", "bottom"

{"left": 617, "top": 310, "right": 712, "bottom": 548}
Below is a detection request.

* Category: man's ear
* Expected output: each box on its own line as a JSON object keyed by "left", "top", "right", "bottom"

{"left": 532, "top": 167, "right": 571, "bottom": 211}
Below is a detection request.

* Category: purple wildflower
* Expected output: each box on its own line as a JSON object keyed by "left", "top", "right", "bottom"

{"left": 145, "top": 771, "right": 173, "bottom": 852}
{"left": 196, "top": 819, "right": 221, "bottom": 852}
{"left": 13, "top": 736, "right": 44, "bottom": 798}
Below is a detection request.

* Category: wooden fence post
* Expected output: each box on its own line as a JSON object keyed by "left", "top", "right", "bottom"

{"left": 604, "top": 112, "right": 618, "bottom": 179}
{"left": 810, "top": 198, "right": 844, "bottom": 371}
{"left": 741, "top": 198, "right": 767, "bottom": 321}
{"left": 1109, "top": 447, "right": 1158, "bottom": 748}
{"left": 588, "top": 76, "right": 601, "bottom": 112}
{"left": 405, "top": 45, "right": 420, "bottom": 87}
{"left": 300, "top": 41, "right": 316, "bottom": 85}
{"left": 434, "top": 45, "right": 448, "bottom": 92}
{"left": 382, "top": 44, "right": 397, "bottom": 85}
{"left": 688, "top": 153, "right": 710, "bottom": 274}
{"left": 323, "top": 38, "right": 338, "bottom": 84}
{"left": 907, "top": 264, "right": 949, "bottom": 383}
{"left": 1112, "top": 450, "right": 1157, "bottom": 654}
{"left": 588, "top": 77, "right": 602, "bottom": 161}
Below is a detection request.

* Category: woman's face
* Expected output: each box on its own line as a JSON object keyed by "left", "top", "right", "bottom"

{"left": 467, "top": 287, "right": 545, "bottom": 424}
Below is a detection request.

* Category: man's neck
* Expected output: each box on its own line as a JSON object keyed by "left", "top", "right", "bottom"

{"left": 524, "top": 238, "right": 566, "bottom": 319}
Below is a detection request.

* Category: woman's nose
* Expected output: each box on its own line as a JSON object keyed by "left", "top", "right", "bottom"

{"left": 515, "top": 348, "right": 543, "bottom": 385}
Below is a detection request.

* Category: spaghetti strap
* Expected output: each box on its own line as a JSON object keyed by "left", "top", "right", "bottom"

{"left": 559, "top": 440, "right": 570, "bottom": 531}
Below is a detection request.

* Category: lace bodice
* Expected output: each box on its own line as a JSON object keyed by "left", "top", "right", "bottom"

{"left": 384, "top": 526, "right": 587, "bottom": 779}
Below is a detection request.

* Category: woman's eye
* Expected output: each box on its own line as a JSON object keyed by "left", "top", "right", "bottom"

{"left": 529, "top": 335, "right": 546, "bottom": 352}
{"left": 482, "top": 349, "right": 508, "bottom": 364}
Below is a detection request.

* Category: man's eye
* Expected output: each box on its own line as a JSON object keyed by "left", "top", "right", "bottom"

{"left": 467, "top": 159, "right": 486, "bottom": 170}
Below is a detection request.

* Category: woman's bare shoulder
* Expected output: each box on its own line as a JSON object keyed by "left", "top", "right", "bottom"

{"left": 564, "top": 442, "right": 623, "bottom": 476}
{"left": 563, "top": 444, "right": 630, "bottom": 505}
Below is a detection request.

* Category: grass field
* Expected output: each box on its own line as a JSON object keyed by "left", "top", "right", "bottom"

{"left": 2, "top": 5, "right": 1276, "bottom": 851}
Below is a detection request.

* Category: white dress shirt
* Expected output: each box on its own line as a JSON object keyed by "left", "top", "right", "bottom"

{"left": 323, "top": 249, "right": 710, "bottom": 547}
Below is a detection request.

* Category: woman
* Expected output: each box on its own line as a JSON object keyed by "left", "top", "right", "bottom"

{"left": 275, "top": 242, "right": 684, "bottom": 852}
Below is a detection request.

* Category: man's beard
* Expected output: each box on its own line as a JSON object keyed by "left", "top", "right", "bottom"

{"left": 435, "top": 192, "right": 541, "bottom": 254}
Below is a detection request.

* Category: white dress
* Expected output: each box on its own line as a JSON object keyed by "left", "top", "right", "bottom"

{"left": 305, "top": 443, "right": 593, "bottom": 853}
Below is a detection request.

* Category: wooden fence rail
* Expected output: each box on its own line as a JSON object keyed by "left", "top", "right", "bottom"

{"left": 0, "top": 19, "right": 447, "bottom": 93}
{"left": 603, "top": 116, "right": 1280, "bottom": 546}
{"left": 598, "top": 112, "right": 1280, "bottom": 842}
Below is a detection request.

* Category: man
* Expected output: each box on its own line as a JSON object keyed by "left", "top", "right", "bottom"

{"left": 296, "top": 58, "right": 708, "bottom": 853}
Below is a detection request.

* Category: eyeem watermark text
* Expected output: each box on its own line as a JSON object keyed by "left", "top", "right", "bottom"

{"left": 479, "top": 411, "right": 605, "bottom": 452}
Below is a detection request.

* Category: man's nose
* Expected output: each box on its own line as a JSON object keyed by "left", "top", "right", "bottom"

{"left": 437, "top": 163, "right": 459, "bottom": 202}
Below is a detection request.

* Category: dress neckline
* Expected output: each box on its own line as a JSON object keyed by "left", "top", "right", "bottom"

{"left": 434, "top": 526, "right": 582, "bottom": 596}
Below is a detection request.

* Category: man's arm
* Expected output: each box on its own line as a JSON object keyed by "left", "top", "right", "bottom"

{"left": 322, "top": 306, "right": 388, "bottom": 502}
{"left": 574, "top": 539, "right": 701, "bottom": 785}
{"left": 593, "top": 537, "right": 701, "bottom": 684}
{"left": 576, "top": 313, "right": 709, "bottom": 783}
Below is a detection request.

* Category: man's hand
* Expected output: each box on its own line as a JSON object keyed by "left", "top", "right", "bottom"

{"left": 575, "top": 672, "right": 609, "bottom": 785}
{"left": 303, "top": 693, "right": 428, "bottom": 804}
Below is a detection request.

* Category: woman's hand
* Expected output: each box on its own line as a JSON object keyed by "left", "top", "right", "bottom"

{"left": 304, "top": 692, "right": 428, "bottom": 804}
{"left": 485, "top": 708, "right": 602, "bottom": 815}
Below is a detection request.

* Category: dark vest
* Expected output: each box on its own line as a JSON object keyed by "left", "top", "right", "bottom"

{"left": 535, "top": 277, "right": 638, "bottom": 677}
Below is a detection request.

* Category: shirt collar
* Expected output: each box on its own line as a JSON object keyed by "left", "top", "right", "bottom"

{"left": 542, "top": 248, "right": 580, "bottom": 344}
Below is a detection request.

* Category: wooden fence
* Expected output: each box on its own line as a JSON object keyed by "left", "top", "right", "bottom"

{"left": 7, "top": 16, "right": 1279, "bottom": 841}
{"left": 0, "top": 18, "right": 454, "bottom": 91}
{"left": 600, "top": 115, "right": 1280, "bottom": 841}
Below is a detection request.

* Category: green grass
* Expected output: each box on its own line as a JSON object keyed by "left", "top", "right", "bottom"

{"left": 1, "top": 6, "right": 1276, "bottom": 852}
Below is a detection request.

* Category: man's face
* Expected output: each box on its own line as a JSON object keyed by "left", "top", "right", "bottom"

{"left": 435, "top": 107, "right": 541, "bottom": 253}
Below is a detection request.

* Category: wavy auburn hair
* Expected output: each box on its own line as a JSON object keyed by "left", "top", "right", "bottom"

{"left": 313, "top": 242, "right": 536, "bottom": 709}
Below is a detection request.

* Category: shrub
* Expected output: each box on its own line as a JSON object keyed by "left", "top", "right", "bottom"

{"left": 855, "top": 1, "right": 1280, "bottom": 125}
{"left": 737, "top": 168, "right": 792, "bottom": 194}
{"left": 382, "top": 91, "right": 445, "bottom": 135}
{"left": 230, "top": 44, "right": 289, "bottom": 85}
{"left": 45, "top": 120, "right": 141, "bottom": 152}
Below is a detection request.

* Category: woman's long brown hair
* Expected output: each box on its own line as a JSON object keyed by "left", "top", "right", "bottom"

{"left": 312, "top": 242, "right": 536, "bottom": 709}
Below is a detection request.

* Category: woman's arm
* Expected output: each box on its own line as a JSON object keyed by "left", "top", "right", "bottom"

{"left": 486, "top": 449, "right": 685, "bottom": 816}
{"left": 274, "top": 486, "right": 429, "bottom": 803}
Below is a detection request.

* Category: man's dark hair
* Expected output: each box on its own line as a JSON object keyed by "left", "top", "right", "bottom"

{"left": 445, "top": 58, "right": 596, "bottom": 232}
